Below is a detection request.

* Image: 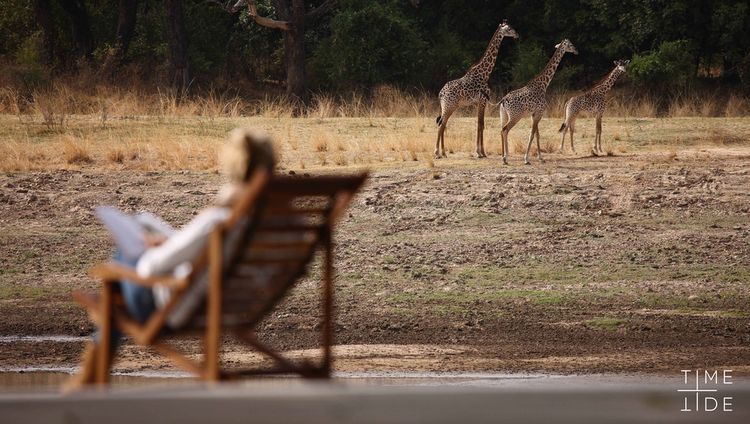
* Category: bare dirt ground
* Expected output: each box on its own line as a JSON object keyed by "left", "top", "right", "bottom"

{"left": 1, "top": 141, "right": 749, "bottom": 376}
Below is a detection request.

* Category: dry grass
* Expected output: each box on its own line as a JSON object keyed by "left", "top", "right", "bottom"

{"left": 312, "top": 131, "right": 330, "bottom": 152}
{"left": 709, "top": 128, "right": 744, "bottom": 145}
{"left": 0, "top": 114, "right": 748, "bottom": 172}
{"left": 4, "top": 76, "right": 748, "bottom": 121}
{"left": 62, "top": 136, "right": 93, "bottom": 164}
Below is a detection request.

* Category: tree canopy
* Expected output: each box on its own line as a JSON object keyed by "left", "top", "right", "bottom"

{"left": 2, "top": 0, "right": 749, "bottom": 95}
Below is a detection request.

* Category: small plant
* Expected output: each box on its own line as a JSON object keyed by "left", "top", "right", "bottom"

{"left": 63, "top": 138, "right": 93, "bottom": 165}
{"left": 585, "top": 317, "right": 624, "bottom": 331}
{"left": 108, "top": 148, "right": 125, "bottom": 163}
{"left": 313, "top": 133, "right": 329, "bottom": 152}
{"left": 333, "top": 153, "right": 347, "bottom": 166}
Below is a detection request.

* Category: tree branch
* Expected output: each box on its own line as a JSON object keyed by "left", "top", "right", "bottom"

{"left": 244, "top": 0, "right": 291, "bottom": 31}
{"left": 208, "top": 0, "right": 291, "bottom": 31}
{"left": 306, "top": 0, "right": 337, "bottom": 22}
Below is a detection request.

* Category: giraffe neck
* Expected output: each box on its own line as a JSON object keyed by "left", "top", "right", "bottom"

{"left": 468, "top": 28, "right": 505, "bottom": 81}
{"left": 531, "top": 47, "right": 566, "bottom": 91}
{"left": 594, "top": 68, "right": 624, "bottom": 93}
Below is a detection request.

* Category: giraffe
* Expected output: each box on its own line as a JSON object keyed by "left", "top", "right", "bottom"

{"left": 499, "top": 39, "right": 578, "bottom": 165}
{"left": 435, "top": 20, "right": 518, "bottom": 159}
{"left": 559, "top": 60, "right": 629, "bottom": 155}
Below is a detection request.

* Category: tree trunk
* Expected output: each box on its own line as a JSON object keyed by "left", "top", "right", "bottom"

{"left": 115, "top": 0, "right": 139, "bottom": 61}
{"left": 165, "top": 0, "right": 190, "bottom": 93}
{"left": 34, "top": 0, "right": 56, "bottom": 65}
{"left": 273, "top": 0, "right": 306, "bottom": 101}
{"left": 57, "top": 0, "right": 94, "bottom": 60}
{"left": 285, "top": 0, "right": 306, "bottom": 101}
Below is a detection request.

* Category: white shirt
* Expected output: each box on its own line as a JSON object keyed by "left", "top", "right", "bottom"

{"left": 136, "top": 207, "right": 230, "bottom": 328}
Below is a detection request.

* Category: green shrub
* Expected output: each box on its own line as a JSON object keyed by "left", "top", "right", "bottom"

{"left": 511, "top": 43, "right": 547, "bottom": 87}
{"left": 629, "top": 40, "right": 695, "bottom": 89}
{"left": 13, "top": 33, "right": 47, "bottom": 89}
{"left": 310, "top": 0, "right": 428, "bottom": 88}
{"left": 510, "top": 42, "right": 580, "bottom": 90}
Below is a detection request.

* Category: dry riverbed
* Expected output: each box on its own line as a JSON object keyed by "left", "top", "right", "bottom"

{"left": 1, "top": 144, "right": 749, "bottom": 376}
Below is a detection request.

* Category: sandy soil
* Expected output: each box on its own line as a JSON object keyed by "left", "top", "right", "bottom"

{"left": 1, "top": 146, "right": 749, "bottom": 375}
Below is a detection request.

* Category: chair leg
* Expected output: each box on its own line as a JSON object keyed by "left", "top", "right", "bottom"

{"left": 61, "top": 342, "right": 97, "bottom": 393}
{"left": 321, "top": 229, "right": 334, "bottom": 377}
{"left": 204, "top": 230, "right": 223, "bottom": 381}
{"left": 96, "top": 283, "right": 113, "bottom": 385}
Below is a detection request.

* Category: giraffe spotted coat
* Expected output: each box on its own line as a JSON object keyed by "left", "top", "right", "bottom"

{"left": 435, "top": 21, "right": 518, "bottom": 159}
{"left": 498, "top": 39, "right": 578, "bottom": 165}
{"left": 559, "top": 60, "right": 629, "bottom": 154}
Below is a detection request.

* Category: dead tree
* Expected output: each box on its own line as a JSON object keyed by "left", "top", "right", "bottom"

{"left": 213, "top": 0, "right": 338, "bottom": 102}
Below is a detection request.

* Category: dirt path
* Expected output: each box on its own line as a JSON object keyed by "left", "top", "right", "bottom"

{"left": 1, "top": 147, "right": 749, "bottom": 374}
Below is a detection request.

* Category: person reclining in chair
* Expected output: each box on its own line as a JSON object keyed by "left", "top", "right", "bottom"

{"left": 66, "top": 128, "right": 276, "bottom": 390}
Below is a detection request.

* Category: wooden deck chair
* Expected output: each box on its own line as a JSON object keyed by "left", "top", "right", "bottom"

{"left": 73, "top": 170, "right": 367, "bottom": 385}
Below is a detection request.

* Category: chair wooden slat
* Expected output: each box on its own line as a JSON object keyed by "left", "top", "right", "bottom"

{"left": 74, "top": 171, "right": 367, "bottom": 385}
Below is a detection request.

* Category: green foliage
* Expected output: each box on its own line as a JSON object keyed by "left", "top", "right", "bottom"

{"left": 234, "top": 0, "right": 284, "bottom": 82}
{"left": 0, "top": 0, "right": 748, "bottom": 93}
{"left": 13, "top": 33, "right": 47, "bottom": 89}
{"left": 310, "top": 0, "right": 428, "bottom": 88}
{"left": 429, "top": 23, "right": 475, "bottom": 83}
{"left": 629, "top": 40, "right": 695, "bottom": 89}
{"left": 552, "top": 63, "right": 583, "bottom": 90}
{"left": 0, "top": 0, "right": 34, "bottom": 56}
{"left": 511, "top": 43, "right": 547, "bottom": 87}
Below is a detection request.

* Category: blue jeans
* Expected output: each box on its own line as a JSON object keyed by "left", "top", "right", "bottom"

{"left": 95, "top": 250, "right": 156, "bottom": 350}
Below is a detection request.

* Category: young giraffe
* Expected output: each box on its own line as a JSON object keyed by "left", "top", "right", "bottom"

{"left": 559, "top": 59, "right": 629, "bottom": 155}
{"left": 435, "top": 21, "right": 518, "bottom": 159}
{"left": 499, "top": 39, "right": 578, "bottom": 165}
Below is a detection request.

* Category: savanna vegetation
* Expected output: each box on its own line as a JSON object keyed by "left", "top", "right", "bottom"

{"left": 1, "top": 0, "right": 749, "bottom": 117}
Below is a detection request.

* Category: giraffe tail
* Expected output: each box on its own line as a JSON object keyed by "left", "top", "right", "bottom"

{"left": 436, "top": 115, "right": 443, "bottom": 126}
{"left": 559, "top": 99, "right": 571, "bottom": 132}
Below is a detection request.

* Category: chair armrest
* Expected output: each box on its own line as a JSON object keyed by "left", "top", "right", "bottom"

{"left": 89, "top": 263, "right": 187, "bottom": 288}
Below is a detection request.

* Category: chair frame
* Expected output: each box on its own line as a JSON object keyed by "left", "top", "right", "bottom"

{"left": 75, "top": 170, "right": 367, "bottom": 385}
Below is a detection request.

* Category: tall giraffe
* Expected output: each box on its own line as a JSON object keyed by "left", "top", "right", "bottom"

{"left": 435, "top": 21, "right": 518, "bottom": 159}
{"left": 499, "top": 39, "right": 578, "bottom": 165}
{"left": 559, "top": 59, "right": 629, "bottom": 155}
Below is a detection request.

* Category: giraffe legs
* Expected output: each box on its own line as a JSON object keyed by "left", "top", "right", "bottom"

{"left": 559, "top": 125, "right": 567, "bottom": 153}
{"left": 524, "top": 113, "right": 543, "bottom": 165}
{"left": 476, "top": 103, "right": 487, "bottom": 158}
{"left": 500, "top": 110, "right": 522, "bottom": 165}
{"left": 560, "top": 116, "right": 576, "bottom": 154}
{"left": 435, "top": 107, "right": 455, "bottom": 159}
{"left": 534, "top": 114, "right": 544, "bottom": 163}
{"left": 569, "top": 120, "right": 576, "bottom": 154}
{"left": 595, "top": 116, "right": 603, "bottom": 153}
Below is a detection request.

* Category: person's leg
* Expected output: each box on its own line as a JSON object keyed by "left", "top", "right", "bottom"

{"left": 94, "top": 252, "right": 155, "bottom": 362}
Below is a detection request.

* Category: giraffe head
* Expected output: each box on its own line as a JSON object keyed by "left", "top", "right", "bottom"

{"left": 498, "top": 20, "right": 519, "bottom": 39}
{"left": 554, "top": 39, "right": 578, "bottom": 55}
{"left": 615, "top": 59, "right": 630, "bottom": 72}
